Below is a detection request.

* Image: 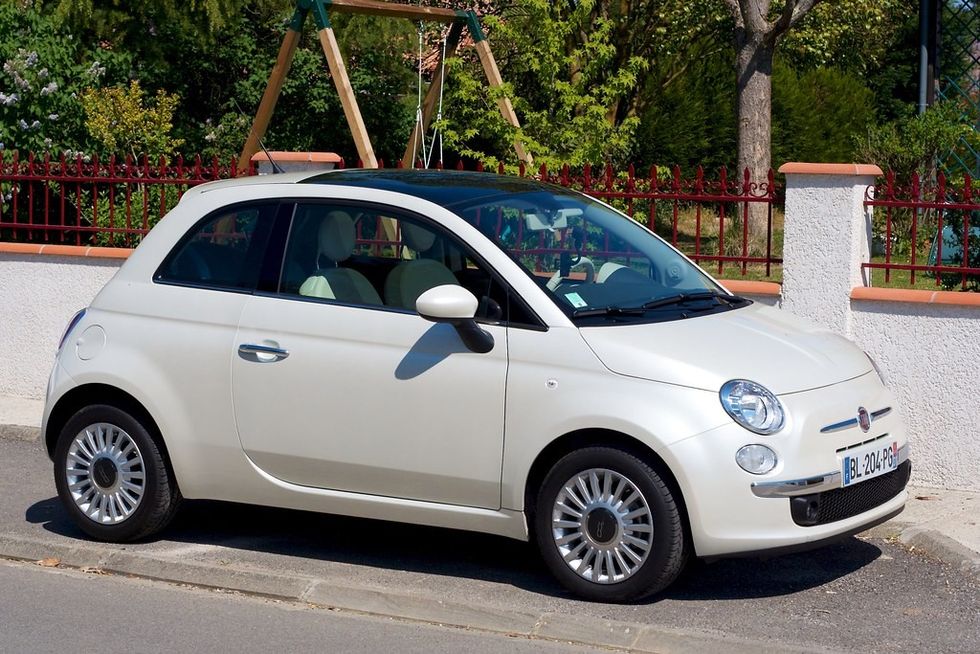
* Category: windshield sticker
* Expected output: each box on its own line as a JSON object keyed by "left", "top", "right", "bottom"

{"left": 564, "top": 292, "right": 588, "bottom": 308}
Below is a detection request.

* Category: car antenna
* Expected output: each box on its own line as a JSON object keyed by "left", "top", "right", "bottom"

{"left": 233, "top": 98, "right": 285, "bottom": 174}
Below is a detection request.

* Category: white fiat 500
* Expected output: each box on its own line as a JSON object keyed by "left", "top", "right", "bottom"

{"left": 44, "top": 170, "right": 910, "bottom": 601}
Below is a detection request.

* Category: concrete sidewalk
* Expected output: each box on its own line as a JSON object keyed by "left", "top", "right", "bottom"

{"left": 2, "top": 393, "right": 977, "bottom": 578}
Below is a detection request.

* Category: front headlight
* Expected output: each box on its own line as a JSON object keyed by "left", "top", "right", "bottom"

{"left": 719, "top": 379, "right": 785, "bottom": 434}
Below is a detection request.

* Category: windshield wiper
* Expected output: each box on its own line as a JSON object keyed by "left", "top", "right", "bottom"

{"left": 639, "top": 290, "right": 747, "bottom": 310}
{"left": 571, "top": 306, "right": 648, "bottom": 318}
{"left": 571, "top": 291, "right": 748, "bottom": 319}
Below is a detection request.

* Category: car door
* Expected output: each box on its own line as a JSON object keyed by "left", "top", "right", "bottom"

{"left": 231, "top": 201, "right": 508, "bottom": 509}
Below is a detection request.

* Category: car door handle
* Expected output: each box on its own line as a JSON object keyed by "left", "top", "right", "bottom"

{"left": 238, "top": 343, "right": 289, "bottom": 362}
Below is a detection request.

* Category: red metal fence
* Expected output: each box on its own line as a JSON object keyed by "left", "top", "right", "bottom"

{"left": 864, "top": 171, "right": 980, "bottom": 290}
{"left": 0, "top": 151, "right": 782, "bottom": 278}
{"left": 0, "top": 152, "right": 241, "bottom": 247}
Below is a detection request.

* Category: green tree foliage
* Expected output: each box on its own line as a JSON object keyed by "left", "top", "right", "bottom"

{"left": 0, "top": 0, "right": 128, "bottom": 154}
{"left": 0, "top": 0, "right": 934, "bottom": 175}
{"left": 854, "top": 103, "right": 978, "bottom": 183}
{"left": 632, "top": 50, "right": 736, "bottom": 172}
{"left": 46, "top": 0, "right": 418, "bottom": 163}
{"left": 771, "top": 64, "right": 874, "bottom": 165}
{"left": 81, "top": 80, "right": 184, "bottom": 159}
{"left": 779, "top": 0, "right": 905, "bottom": 72}
{"left": 439, "top": 0, "right": 730, "bottom": 167}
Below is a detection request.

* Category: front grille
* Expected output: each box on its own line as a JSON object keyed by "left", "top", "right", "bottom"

{"left": 790, "top": 461, "right": 911, "bottom": 527}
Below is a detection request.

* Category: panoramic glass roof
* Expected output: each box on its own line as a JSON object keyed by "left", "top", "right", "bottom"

{"left": 302, "top": 169, "right": 557, "bottom": 209}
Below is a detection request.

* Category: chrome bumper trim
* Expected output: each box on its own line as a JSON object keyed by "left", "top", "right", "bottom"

{"left": 751, "top": 443, "right": 910, "bottom": 498}
{"left": 820, "top": 406, "right": 892, "bottom": 434}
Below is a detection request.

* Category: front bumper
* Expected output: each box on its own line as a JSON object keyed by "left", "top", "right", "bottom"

{"left": 750, "top": 443, "right": 910, "bottom": 498}
{"left": 665, "top": 372, "right": 910, "bottom": 558}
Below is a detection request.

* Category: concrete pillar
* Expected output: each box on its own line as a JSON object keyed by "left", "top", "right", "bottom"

{"left": 778, "top": 163, "right": 882, "bottom": 336}
{"left": 250, "top": 151, "right": 341, "bottom": 175}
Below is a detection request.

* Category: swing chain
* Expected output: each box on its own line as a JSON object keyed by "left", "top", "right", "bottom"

{"left": 412, "top": 20, "right": 448, "bottom": 169}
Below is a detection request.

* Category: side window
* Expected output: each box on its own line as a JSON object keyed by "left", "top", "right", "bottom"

{"left": 156, "top": 203, "right": 277, "bottom": 290}
{"left": 278, "top": 202, "right": 537, "bottom": 325}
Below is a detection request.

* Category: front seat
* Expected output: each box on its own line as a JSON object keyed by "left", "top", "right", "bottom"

{"left": 299, "top": 211, "right": 383, "bottom": 306}
{"left": 384, "top": 222, "right": 458, "bottom": 310}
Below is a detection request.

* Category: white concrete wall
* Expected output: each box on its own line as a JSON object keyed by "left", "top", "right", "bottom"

{"left": 850, "top": 301, "right": 980, "bottom": 491}
{"left": 779, "top": 163, "right": 980, "bottom": 492}
{"left": 0, "top": 254, "right": 122, "bottom": 398}
{"left": 781, "top": 172, "right": 872, "bottom": 334}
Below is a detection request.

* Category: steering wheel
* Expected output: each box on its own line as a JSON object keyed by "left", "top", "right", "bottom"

{"left": 546, "top": 256, "right": 595, "bottom": 291}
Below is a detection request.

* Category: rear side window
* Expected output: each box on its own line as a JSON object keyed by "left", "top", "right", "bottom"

{"left": 155, "top": 203, "right": 278, "bottom": 291}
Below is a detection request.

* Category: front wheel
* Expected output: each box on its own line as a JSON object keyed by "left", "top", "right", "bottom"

{"left": 534, "top": 447, "right": 687, "bottom": 602}
{"left": 53, "top": 404, "right": 181, "bottom": 542}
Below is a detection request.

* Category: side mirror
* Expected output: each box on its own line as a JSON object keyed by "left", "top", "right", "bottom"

{"left": 416, "top": 285, "right": 494, "bottom": 354}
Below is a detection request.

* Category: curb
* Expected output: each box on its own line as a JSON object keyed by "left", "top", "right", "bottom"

{"left": 865, "top": 520, "right": 980, "bottom": 580}
{"left": 0, "top": 533, "right": 830, "bottom": 654}
{"left": 897, "top": 527, "right": 980, "bottom": 579}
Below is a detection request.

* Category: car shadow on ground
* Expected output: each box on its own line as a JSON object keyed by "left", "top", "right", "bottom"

{"left": 26, "top": 496, "right": 883, "bottom": 603}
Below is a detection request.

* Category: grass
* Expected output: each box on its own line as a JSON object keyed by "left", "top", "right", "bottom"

{"left": 658, "top": 205, "right": 980, "bottom": 290}
{"left": 651, "top": 205, "right": 784, "bottom": 283}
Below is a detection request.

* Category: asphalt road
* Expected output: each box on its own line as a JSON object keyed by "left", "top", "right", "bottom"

{"left": 0, "top": 560, "right": 602, "bottom": 653}
{"left": 2, "top": 438, "right": 978, "bottom": 653}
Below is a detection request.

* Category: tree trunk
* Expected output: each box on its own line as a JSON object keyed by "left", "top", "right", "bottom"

{"left": 735, "top": 29, "right": 774, "bottom": 243}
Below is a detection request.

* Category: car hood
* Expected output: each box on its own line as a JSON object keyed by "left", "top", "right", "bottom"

{"left": 578, "top": 303, "right": 872, "bottom": 394}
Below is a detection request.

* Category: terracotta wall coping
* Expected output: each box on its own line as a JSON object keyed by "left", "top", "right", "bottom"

{"left": 778, "top": 162, "right": 883, "bottom": 177}
{"left": 0, "top": 243, "right": 133, "bottom": 259}
{"left": 718, "top": 279, "right": 782, "bottom": 296}
{"left": 851, "top": 286, "right": 980, "bottom": 308}
{"left": 250, "top": 151, "right": 342, "bottom": 164}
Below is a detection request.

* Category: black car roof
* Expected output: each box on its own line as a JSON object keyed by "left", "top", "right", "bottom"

{"left": 301, "top": 169, "right": 559, "bottom": 209}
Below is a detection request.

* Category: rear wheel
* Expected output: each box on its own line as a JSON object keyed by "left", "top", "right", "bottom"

{"left": 53, "top": 404, "right": 181, "bottom": 542}
{"left": 534, "top": 446, "right": 687, "bottom": 602}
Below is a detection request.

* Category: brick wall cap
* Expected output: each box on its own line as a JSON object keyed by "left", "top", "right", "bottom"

{"left": 778, "top": 162, "right": 883, "bottom": 177}
{"left": 851, "top": 286, "right": 980, "bottom": 308}
{"left": 250, "top": 151, "right": 342, "bottom": 164}
{"left": 718, "top": 279, "right": 782, "bottom": 296}
{"left": 0, "top": 243, "right": 133, "bottom": 259}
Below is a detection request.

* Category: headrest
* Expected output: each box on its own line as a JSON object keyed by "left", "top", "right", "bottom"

{"left": 317, "top": 210, "right": 356, "bottom": 263}
{"left": 400, "top": 222, "right": 437, "bottom": 253}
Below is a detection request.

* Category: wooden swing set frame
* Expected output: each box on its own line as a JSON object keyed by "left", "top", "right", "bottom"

{"left": 237, "top": 0, "right": 531, "bottom": 173}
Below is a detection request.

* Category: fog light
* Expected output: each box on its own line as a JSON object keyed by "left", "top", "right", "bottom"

{"left": 736, "top": 444, "right": 777, "bottom": 475}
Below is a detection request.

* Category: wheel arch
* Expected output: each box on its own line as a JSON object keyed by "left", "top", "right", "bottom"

{"left": 45, "top": 384, "right": 173, "bottom": 473}
{"left": 523, "top": 428, "right": 691, "bottom": 541}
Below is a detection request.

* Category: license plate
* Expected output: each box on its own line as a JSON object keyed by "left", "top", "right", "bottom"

{"left": 840, "top": 440, "right": 900, "bottom": 488}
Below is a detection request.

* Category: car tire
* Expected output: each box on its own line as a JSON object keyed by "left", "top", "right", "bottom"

{"left": 533, "top": 446, "right": 687, "bottom": 602}
{"left": 53, "top": 404, "right": 181, "bottom": 542}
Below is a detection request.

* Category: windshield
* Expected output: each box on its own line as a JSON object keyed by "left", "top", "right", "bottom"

{"left": 449, "top": 186, "right": 749, "bottom": 324}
